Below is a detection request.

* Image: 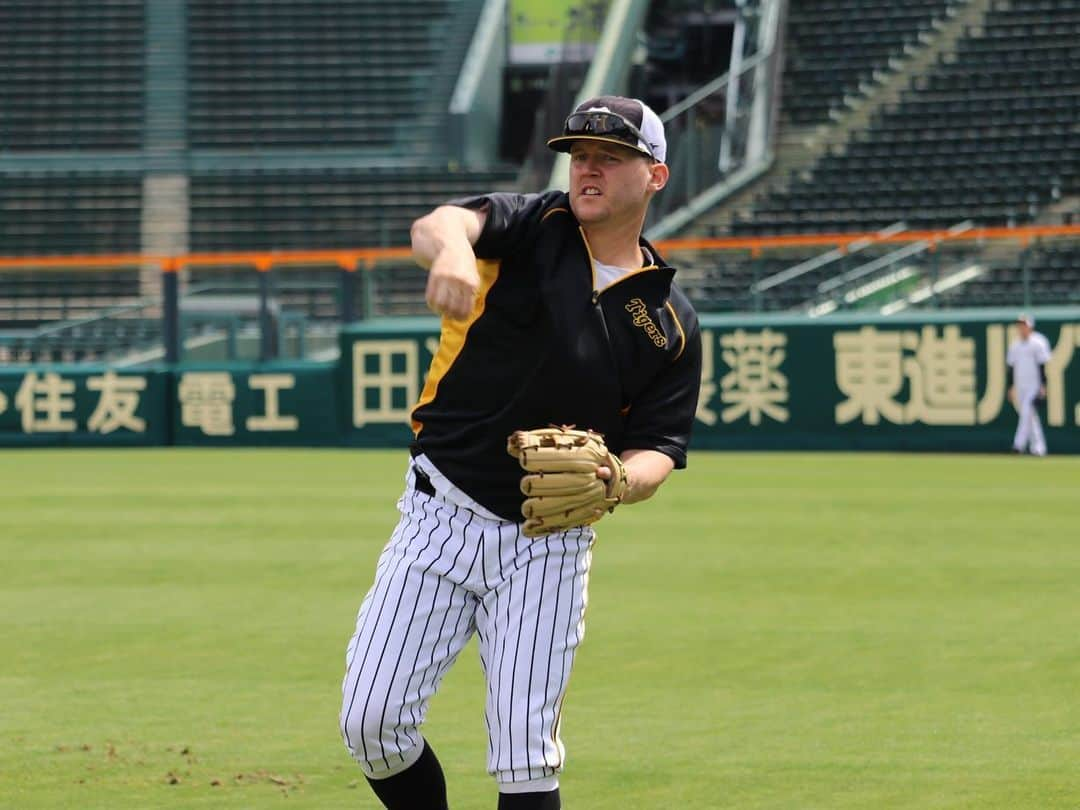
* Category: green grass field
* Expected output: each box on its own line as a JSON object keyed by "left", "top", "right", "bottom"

{"left": 2, "top": 449, "right": 1078, "bottom": 809}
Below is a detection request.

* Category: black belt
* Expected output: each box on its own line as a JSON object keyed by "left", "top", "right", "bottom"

{"left": 413, "top": 465, "right": 436, "bottom": 497}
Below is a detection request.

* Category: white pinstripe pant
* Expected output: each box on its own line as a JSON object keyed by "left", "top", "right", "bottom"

{"left": 340, "top": 460, "right": 594, "bottom": 789}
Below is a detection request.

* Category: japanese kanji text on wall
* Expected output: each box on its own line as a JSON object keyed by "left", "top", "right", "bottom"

{"left": 692, "top": 309, "right": 1080, "bottom": 452}
{"left": 2, "top": 310, "right": 1078, "bottom": 452}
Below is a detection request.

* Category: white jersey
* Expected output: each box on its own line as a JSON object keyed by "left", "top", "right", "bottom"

{"left": 1007, "top": 331, "right": 1051, "bottom": 392}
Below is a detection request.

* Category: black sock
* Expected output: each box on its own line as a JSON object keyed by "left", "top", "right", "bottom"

{"left": 498, "top": 788, "right": 561, "bottom": 810}
{"left": 365, "top": 740, "right": 449, "bottom": 810}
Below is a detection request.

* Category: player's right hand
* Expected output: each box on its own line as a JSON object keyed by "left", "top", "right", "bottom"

{"left": 425, "top": 251, "right": 480, "bottom": 321}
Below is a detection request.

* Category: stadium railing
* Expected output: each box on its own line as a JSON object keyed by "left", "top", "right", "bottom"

{"left": 805, "top": 220, "right": 976, "bottom": 315}
{"left": 645, "top": 0, "right": 788, "bottom": 239}
{"left": 749, "top": 221, "right": 909, "bottom": 307}
{"left": 1, "top": 223, "right": 1078, "bottom": 364}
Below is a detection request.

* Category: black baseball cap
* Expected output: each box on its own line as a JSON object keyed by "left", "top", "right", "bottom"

{"left": 547, "top": 95, "right": 667, "bottom": 163}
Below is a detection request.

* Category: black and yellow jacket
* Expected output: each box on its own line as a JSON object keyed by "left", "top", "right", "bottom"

{"left": 411, "top": 190, "right": 702, "bottom": 522}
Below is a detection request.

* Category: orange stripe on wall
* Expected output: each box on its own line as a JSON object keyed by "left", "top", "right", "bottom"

{"left": 1, "top": 224, "right": 1078, "bottom": 271}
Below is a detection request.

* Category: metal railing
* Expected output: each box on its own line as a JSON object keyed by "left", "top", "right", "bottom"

{"left": 2, "top": 223, "right": 1079, "bottom": 363}
{"left": 653, "top": 223, "right": 1080, "bottom": 314}
{"left": 646, "top": 0, "right": 788, "bottom": 238}
{"left": 806, "top": 221, "right": 974, "bottom": 315}
{"left": 749, "top": 221, "right": 909, "bottom": 307}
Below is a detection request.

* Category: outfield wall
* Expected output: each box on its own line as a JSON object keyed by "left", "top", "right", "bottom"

{"left": 2, "top": 309, "right": 1079, "bottom": 453}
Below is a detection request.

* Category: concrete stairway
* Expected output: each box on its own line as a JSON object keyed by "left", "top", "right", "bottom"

{"left": 686, "top": 0, "right": 998, "bottom": 237}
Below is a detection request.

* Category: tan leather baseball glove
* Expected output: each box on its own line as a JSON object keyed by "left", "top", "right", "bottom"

{"left": 506, "top": 426, "right": 628, "bottom": 537}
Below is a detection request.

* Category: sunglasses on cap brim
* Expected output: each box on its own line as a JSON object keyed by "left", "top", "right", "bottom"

{"left": 561, "top": 111, "right": 656, "bottom": 160}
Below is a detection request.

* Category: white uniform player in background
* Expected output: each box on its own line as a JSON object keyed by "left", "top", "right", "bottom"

{"left": 1006, "top": 313, "right": 1052, "bottom": 456}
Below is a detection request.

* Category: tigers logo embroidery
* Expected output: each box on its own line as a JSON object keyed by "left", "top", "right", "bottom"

{"left": 625, "top": 298, "right": 667, "bottom": 348}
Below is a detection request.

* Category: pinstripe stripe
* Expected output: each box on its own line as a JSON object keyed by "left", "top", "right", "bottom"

{"left": 382, "top": 508, "right": 456, "bottom": 762}
{"left": 480, "top": 525, "right": 492, "bottom": 591}
{"left": 396, "top": 568, "right": 444, "bottom": 756}
{"left": 486, "top": 521, "right": 508, "bottom": 771}
{"left": 430, "top": 584, "right": 473, "bottom": 690}
{"left": 350, "top": 487, "right": 427, "bottom": 638}
{"left": 497, "top": 522, "right": 515, "bottom": 773}
{"left": 423, "top": 509, "right": 480, "bottom": 700}
{"left": 456, "top": 510, "right": 480, "bottom": 582}
{"left": 363, "top": 504, "right": 445, "bottom": 768}
{"left": 341, "top": 495, "right": 430, "bottom": 752}
{"left": 348, "top": 490, "right": 423, "bottom": 661}
{"left": 506, "top": 528, "right": 530, "bottom": 779}
{"left": 524, "top": 537, "right": 549, "bottom": 774}
{"left": 541, "top": 529, "right": 579, "bottom": 769}
{"left": 475, "top": 521, "right": 496, "bottom": 767}
{"left": 342, "top": 465, "right": 596, "bottom": 786}
{"left": 539, "top": 533, "right": 563, "bottom": 768}
{"left": 550, "top": 528, "right": 588, "bottom": 770}
{"left": 476, "top": 596, "right": 495, "bottom": 764}
{"left": 393, "top": 506, "right": 468, "bottom": 752}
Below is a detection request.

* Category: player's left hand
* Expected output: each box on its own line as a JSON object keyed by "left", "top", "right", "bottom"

{"left": 507, "top": 426, "right": 628, "bottom": 537}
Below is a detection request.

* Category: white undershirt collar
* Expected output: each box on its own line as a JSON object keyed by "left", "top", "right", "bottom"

{"left": 593, "top": 246, "right": 654, "bottom": 290}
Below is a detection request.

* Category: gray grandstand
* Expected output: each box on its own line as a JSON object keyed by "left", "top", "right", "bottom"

{"left": 0, "top": 0, "right": 1077, "bottom": 363}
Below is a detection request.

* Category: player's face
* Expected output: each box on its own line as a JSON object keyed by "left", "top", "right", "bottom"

{"left": 1018, "top": 322, "right": 1032, "bottom": 339}
{"left": 567, "top": 141, "right": 666, "bottom": 228}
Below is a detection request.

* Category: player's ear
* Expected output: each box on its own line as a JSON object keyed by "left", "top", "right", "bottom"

{"left": 647, "top": 161, "right": 669, "bottom": 193}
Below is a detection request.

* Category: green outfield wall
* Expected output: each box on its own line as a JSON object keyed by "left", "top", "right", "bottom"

{"left": 688, "top": 309, "right": 1080, "bottom": 453}
{"left": 0, "top": 367, "right": 172, "bottom": 447}
{"left": 2, "top": 309, "right": 1079, "bottom": 452}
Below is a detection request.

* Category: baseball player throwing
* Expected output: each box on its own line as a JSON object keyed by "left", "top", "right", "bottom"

{"left": 1007, "top": 313, "right": 1051, "bottom": 456}
{"left": 340, "top": 95, "right": 702, "bottom": 809}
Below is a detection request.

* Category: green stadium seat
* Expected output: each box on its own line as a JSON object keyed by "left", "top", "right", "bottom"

{"left": 735, "top": 0, "right": 1080, "bottom": 259}
{"left": 0, "top": 0, "right": 144, "bottom": 151}
{"left": 186, "top": 0, "right": 485, "bottom": 151}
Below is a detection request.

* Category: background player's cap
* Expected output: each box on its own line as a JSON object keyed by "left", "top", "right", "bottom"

{"left": 1016, "top": 313, "right": 1035, "bottom": 327}
{"left": 547, "top": 95, "right": 667, "bottom": 163}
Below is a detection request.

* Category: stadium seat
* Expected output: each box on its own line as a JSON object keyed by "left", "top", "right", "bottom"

{"left": 734, "top": 0, "right": 1080, "bottom": 256}
{"left": 186, "top": 0, "right": 485, "bottom": 151}
{"left": 0, "top": 0, "right": 144, "bottom": 151}
{"left": 780, "top": 0, "right": 958, "bottom": 126}
{"left": 188, "top": 166, "right": 520, "bottom": 252}
{"left": 0, "top": 172, "right": 143, "bottom": 256}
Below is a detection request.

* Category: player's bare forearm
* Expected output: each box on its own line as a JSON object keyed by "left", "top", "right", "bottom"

{"left": 411, "top": 205, "right": 489, "bottom": 320}
{"left": 410, "top": 205, "right": 485, "bottom": 268}
{"left": 615, "top": 448, "right": 674, "bottom": 505}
